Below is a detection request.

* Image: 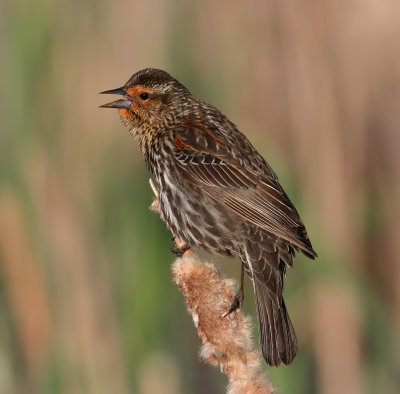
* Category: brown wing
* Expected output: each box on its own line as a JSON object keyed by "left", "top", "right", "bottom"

{"left": 170, "top": 125, "right": 317, "bottom": 259}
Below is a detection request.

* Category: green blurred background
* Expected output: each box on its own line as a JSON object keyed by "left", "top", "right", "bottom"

{"left": 1, "top": 1, "right": 399, "bottom": 393}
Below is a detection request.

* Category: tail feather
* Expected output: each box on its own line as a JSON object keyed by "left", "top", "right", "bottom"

{"left": 253, "top": 278, "right": 297, "bottom": 366}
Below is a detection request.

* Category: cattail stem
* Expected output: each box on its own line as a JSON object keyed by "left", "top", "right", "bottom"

{"left": 149, "top": 179, "right": 274, "bottom": 394}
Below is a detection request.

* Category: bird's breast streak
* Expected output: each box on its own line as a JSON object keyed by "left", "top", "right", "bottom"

{"left": 156, "top": 166, "right": 237, "bottom": 256}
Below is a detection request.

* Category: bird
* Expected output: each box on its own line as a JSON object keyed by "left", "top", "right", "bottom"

{"left": 100, "top": 68, "right": 317, "bottom": 366}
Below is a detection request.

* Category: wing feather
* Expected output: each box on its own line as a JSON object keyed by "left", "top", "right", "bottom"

{"left": 171, "top": 125, "right": 317, "bottom": 258}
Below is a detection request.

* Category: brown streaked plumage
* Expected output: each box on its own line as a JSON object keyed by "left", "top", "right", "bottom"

{"left": 100, "top": 68, "right": 317, "bottom": 366}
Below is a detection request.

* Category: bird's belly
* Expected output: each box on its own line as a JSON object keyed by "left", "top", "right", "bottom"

{"left": 157, "top": 177, "right": 239, "bottom": 256}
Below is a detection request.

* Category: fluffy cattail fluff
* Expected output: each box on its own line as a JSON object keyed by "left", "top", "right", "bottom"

{"left": 172, "top": 253, "right": 274, "bottom": 394}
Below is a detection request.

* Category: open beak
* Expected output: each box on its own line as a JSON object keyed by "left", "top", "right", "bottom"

{"left": 99, "top": 87, "right": 132, "bottom": 109}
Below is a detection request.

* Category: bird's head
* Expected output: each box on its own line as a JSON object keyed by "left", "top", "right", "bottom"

{"left": 100, "top": 68, "right": 191, "bottom": 132}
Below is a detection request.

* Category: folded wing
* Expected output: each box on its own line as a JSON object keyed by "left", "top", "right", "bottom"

{"left": 170, "top": 124, "right": 317, "bottom": 259}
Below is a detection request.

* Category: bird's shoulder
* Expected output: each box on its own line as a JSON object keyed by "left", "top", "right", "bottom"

{"left": 169, "top": 102, "right": 273, "bottom": 177}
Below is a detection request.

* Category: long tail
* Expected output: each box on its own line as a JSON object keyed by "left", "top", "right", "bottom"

{"left": 252, "top": 277, "right": 297, "bottom": 366}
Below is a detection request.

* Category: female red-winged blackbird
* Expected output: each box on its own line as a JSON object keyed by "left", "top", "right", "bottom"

{"left": 101, "top": 68, "right": 317, "bottom": 367}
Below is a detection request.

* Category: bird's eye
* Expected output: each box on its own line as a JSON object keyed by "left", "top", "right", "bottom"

{"left": 139, "top": 92, "right": 149, "bottom": 100}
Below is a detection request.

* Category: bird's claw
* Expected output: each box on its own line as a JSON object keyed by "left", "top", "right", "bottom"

{"left": 171, "top": 243, "right": 190, "bottom": 257}
{"left": 222, "top": 288, "right": 244, "bottom": 318}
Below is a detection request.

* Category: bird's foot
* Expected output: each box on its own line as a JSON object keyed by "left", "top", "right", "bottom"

{"left": 222, "top": 288, "right": 244, "bottom": 318}
{"left": 223, "top": 261, "right": 245, "bottom": 317}
{"left": 171, "top": 242, "right": 190, "bottom": 258}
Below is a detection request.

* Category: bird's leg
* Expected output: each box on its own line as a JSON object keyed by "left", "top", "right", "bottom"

{"left": 171, "top": 236, "right": 191, "bottom": 257}
{"left": 223, "top": 261, "right": 245, "bottom": 317}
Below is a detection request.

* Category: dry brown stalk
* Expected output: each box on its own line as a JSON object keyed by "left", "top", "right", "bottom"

{"left": 149, "top": 180, "right": 274, "bottom": 394}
